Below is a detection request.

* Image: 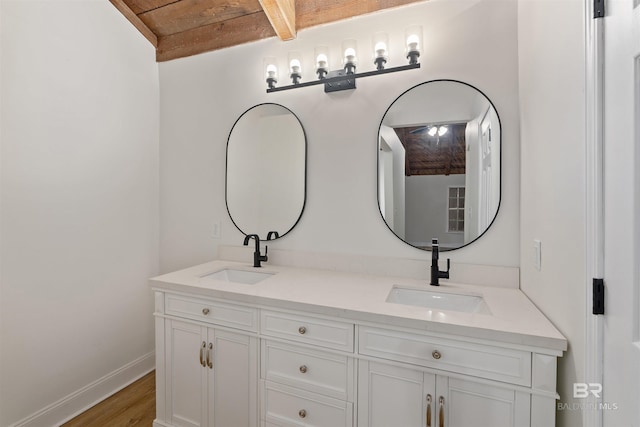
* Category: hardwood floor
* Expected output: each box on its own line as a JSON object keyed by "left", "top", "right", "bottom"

{"left": 62, "top": 371, "right": 155, "bottom": 427}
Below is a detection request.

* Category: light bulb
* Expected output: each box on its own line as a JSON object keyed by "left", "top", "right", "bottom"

{"left": 407, "top": 34, "right": 420, "bottom": 53}
{"left": 316, "top": 53, "right": 328, "bottom": 70}
{"left": 374, "top": 41, "right": 387, "bottom": 58}
{"left": 344, "top": 47, "right": 357, "bottom": 64}
{"left": 438, "top": 126, "right": 448, "bottom": 136}
{"left": 265, "top": 64, "right": 277, "bottom": 79}
{"left": 289, "top": 58, "right": 301, "bottom": 74}
{"left": 428, "top": 126, "right": 437, "bottom": 137}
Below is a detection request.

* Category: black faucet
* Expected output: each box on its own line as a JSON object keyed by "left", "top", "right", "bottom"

{"left": 266, "top": 231, "right": 279, "bottom": 240}
{"left": 243, "top": 234, "right": 268, "bottom": 267}
{"left": 430, "top": 238, "right": 450, "bottom": 286}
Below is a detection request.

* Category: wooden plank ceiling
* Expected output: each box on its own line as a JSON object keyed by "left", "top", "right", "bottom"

{"left": 109, "top": 0, "right": 427, "bottom": 62}
{"left": 394, "top": 123, "right": 467, "bottom": 176}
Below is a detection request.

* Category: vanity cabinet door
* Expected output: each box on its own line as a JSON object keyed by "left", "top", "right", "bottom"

{"left": 358, "top": 360, "right": 436, "bottom": 427}
{"left": 440, "top": 377, "right": 530, "bottom": 427}
{"left": 207, "top": 328, "right": 258, "bottom": 427}
{"left": 165, "top": 320, "right": 208, "bottom": 427}
{"left": 165, "top": 319, "right": 258, "bottom": 427}
{"left": 358, "top": 361, "right": 531, "bottom": 427}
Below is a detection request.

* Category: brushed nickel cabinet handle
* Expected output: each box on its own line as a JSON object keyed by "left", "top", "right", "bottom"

{"left": 202, "top": 308, "right": 210, "bottom": 315}
{"left": 438, "top": 396, "right": 444, "bottom": 427}
{"left": 426, "top": 394, "right": 432, "bottom": 427}
{"left": 299, "top": 365, "right": 308, "bottom": 373}
{"left": 298, "top": 326, "right": 307, "bottom": 334}
{"left": 298, "top": 409, "right": 307, "bottom": 418}
{"left": 207, "top": 342, "right": 213, "bottom": 369}
{"left": 199, "top": 341, "right": 206, "bottom": 367}
{"left": 432, "top": 350, "right": 442, "bottom": 360}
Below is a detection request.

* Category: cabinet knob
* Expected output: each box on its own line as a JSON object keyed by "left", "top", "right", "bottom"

{"left": 298, "top": 409, "right": 307, "bottom": 418}
{"left": 432, "top": 350, "right": 442, "bottom": 360}
{"left": 299, "top": 365, "right": 308, "bottom": 374}
{"left": 202, "top": 308, "right": 210, "bottom": 315}
{"left": 298, "top": 326, "right": 307, "bottom": 335}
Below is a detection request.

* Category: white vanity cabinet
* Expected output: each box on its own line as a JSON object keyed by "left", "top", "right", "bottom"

{"left": 260, "top": 310, "right": 356, "bottom": 427}
{"left": 152, "top": 261, "right": 565, "bottom": 427}
{"left": 154, "top": 293, "right": 259, "bottom": 427}
{"left": 357, "top": 326, "right": 555, "bottom": 427}
{"left": 358, "top": 360, "right": 531, "bottom": 427}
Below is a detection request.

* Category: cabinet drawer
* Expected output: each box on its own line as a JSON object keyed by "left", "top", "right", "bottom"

{"left": 261, "top": 311, "right": 354, "bottom": 352}
{"left": 165, "top": 294, "right": 258, "bottom": 332}
{"left": 263, "top": 381, "right": 353, "bottom": 427}
{"left": 359, "top": 326, "right": 531, "bottom": 386}
{"left": 262, "top": 341, "right": 353, "bottom": 400}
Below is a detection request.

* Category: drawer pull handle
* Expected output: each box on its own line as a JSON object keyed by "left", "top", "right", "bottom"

{"left": 298, "top": 409, "right": 307, "bottom": 418}
{"left": 199, "top": 341, "right": 206, "bottom": 367}
{"left": 299, "top": 365, "right": 308, "bottom": 374}
{"left": 298, "top": 326, "right": 307, "bottom": 335}
{"left": 426, "top": 394, "right": 432, "bottom": 427}
{"left": 202, "top": 308, "right": 210, "bottom": 315}
{"left": 432, "top": 350, "right": 442, "bottom": 360}
{"left": 207, "top": 342, "right": 213, "bottom": 369}
{"left": 438, "top": 396, "right": 444, "bottom": 427}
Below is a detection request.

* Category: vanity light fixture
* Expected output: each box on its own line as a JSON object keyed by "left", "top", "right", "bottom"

{"left": 315, "top": 46, "right": 329, "bottom": 79}
{"left": 288, "top": 52, "right": 302, "bottom": 85}
{"left": 342, "top": 39, "right": 358, "bottom": 75}
{"left": 264, "top": 26, "right": 422, "bottom": 93}
{"left": 372, "top": 33, "right": 389, "bottom": 71}
{"left": 405, "top": 25, "right": 422, "bottom": 65}
{"left": 264, "top": 57, "right": 278, "bottom": 90}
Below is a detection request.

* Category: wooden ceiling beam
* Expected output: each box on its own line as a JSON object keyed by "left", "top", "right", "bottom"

{"left": 139, "top": 0, "right": 264, "bottom": 37}
{"left": 109, "top": 0, "right": 158, "bottom": 47}
{"left": 296, "top": 0, "right": 426, "bottom": 31}
{"left": 156, "top": 12, "right": 276, "bottom": 62}
{"left": 111, "top": 0, "right": 430, "bottom": 61}
{"left": 257, "top": 0, "right": 296, "bottom": 40}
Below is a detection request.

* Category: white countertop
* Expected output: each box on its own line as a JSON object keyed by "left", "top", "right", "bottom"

{"left": 150, "top": 260, "right": 567, "bottom": 354}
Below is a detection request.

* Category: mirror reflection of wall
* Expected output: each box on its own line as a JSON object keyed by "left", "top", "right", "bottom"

{"left": 226, "top": 103, "right": 306, "bottom": 240}
{"left": 378, "top": 80, "right": 501, "bottom": 251}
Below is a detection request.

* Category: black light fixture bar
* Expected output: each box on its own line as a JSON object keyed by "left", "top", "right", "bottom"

{"left": 266, "top": 63, "right": 420, "bottom": 93}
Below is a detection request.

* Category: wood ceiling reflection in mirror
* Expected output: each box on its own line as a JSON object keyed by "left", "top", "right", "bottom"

{"left": 393, "top": 123, "right": 467, "bottom": 176}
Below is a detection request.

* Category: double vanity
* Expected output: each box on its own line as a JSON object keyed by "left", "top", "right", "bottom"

{"left": 151, "top": 259, "right": 566, "bottom": 427}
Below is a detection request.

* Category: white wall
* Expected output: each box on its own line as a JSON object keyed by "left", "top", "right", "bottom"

{"left": 0, "top": 1, "right": 159, "bottom": 425}
{"left": 405, "top": 174, "right": 466, "bottom": 247}
{"left": 518, "top": 1, "right": 586, "bottom": 426}
{"left": 159, "top": 0, "right": 521, "bottom": 274}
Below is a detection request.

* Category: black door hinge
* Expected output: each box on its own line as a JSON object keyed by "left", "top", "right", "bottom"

{"left": 593, "top": 278, "right": 605, "bottom": 315}
{"left": 594, "top": 0, "right": 605, "bottom": 18}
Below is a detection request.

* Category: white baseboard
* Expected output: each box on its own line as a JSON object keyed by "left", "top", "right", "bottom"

{"left": 11, "top": 351, "right": 155, "bottom": 427}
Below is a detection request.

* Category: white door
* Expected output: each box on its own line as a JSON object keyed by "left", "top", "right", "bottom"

{"left": 357, "top": 361, "right": 435, "bottom": 427}
{"left": 207, "top": 328, "right": 258, "bottom": 427}
{"left": 441, "top": 377, "right": 530, "bottom": 427}
{"left": 166, "top": 320, "right": 207, "bottom": 427}
{"left": 602, "top": 1, "right": 640, "bottom": 425}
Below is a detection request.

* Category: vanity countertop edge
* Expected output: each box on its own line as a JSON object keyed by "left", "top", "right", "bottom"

{"left": 150, "top": 260, "right": 567, "bottom": 354}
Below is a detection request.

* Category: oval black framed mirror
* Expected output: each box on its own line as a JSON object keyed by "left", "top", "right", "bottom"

{"left": 378, "top": 80, "right": 501, "bottom": 251}
{"left": 226, "top": 103, "right": 306, "bottom": 240}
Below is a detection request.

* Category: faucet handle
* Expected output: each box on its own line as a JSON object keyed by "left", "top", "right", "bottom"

{"left": 446, "top": 258, "right": 450, "bottom": 273}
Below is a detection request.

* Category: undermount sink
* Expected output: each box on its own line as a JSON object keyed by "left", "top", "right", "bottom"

{"left": 386, "top": 286, "right": 491, "bottom": 314}
{"left": 201, "top": 268, "right": 274, "bottom": 285}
